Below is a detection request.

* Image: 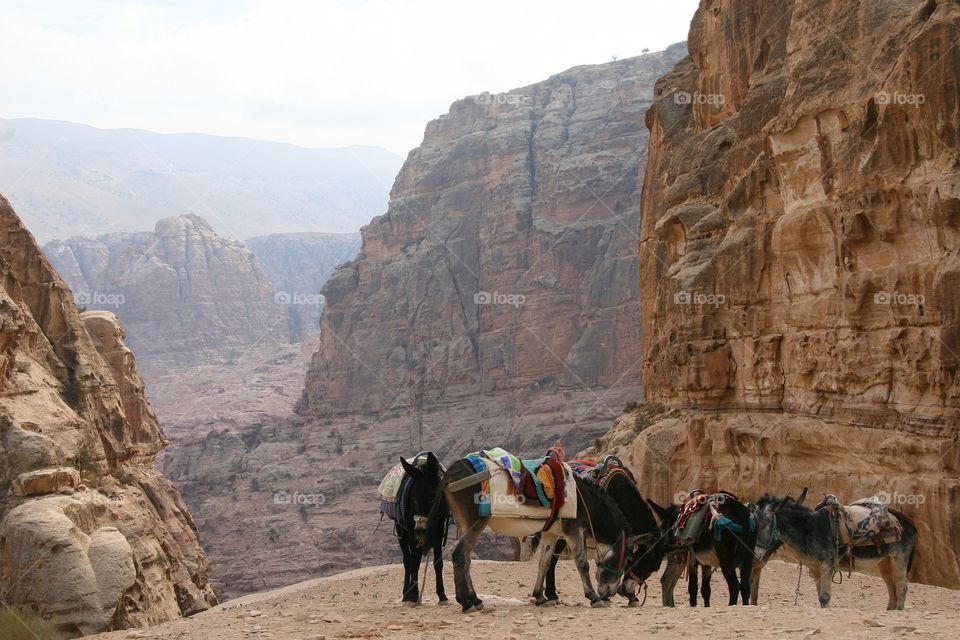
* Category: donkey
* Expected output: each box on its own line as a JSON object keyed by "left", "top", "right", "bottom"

{"left": 746, "top": 488, "right": 807, "bottom": 605}
{"left": 539, "top": 459, "right": 671, "bottom": 606}
{"left": 659, "top": 493, "right": 757, "bottom": 607}
{"left": 429, "top": 457, "right": 646, "bottom": 612}
{"left": 753, "top": 495, "right": 917, "bottom": 609}
{"left": 391, "top": 453, "right": 449, "bottom": 606}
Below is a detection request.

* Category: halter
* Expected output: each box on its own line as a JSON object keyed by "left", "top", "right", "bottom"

{"left": 597, "top": 530, "right": 628, "bottom": 577}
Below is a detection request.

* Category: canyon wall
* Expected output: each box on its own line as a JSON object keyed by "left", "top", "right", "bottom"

{"left": 163, "top": 45, "right": 687, "bottom": 597}
{"left": 44, "top": 215, "right": 288, "bottom": 372}
{"left": 0, "top": 194, "right": 216, "bottom": 636}
{"left": 596, "top": 0, "right": 960, "bottom": 587}
{"left": 247, "top": 231, "right": 362, "bottom": 339}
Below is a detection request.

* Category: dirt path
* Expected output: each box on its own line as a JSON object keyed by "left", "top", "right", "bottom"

{"left": 94, "top": 560, "right": 959, "bottom": 639}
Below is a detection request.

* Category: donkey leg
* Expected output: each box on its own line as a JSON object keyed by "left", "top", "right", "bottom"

{"left": 400, "top": 538, "right": 417, "bottom": 605}
{"left": 408, "top": 545, "right": 424, "bottom": 604}
{"left": 749, "top": 564, "right": 762, "bottom": 605}
{"left": 814, "top": 565, "right": 832, "bottom": 608}
{"left": 739, "top": 557, "right": 753, "bottom": 605}
{"left": 701, "top": 565, "right": 712, "bottom": 607}
{"left": 720, "top": 562, "right": 740, "bottom": 606}
{"left": 544, "top": 537, "right": 565, "bottom": 604}
{"left": 532, "top": 534, "right": 559, "bottom": 605}
{"left": 565, "top": 530, "right": 605, "bottom": 606}
{"left": 660, "top": 555, "right": 680, "bottom": 607}
{"left": 451, "top": 519, "right": 486, "bottom": 613}
{"left": 688, "top": 558, "right": 699, "bottom": 607}
{"left": 894, "top": 552, "right": 910, "bottom": 610}
{"left": 878, "top": 557, "right": 897, "bottom": 610}
{"left": 433, "top": 544, "right": 449, "bottom": 604}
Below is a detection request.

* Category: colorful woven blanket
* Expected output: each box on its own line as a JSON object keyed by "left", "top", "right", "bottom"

{"left": 468, "top": 448, "right": 568, "bottom": 528}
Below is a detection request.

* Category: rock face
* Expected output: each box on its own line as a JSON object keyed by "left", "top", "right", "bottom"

{"left": 247, "top": 232, "right": 362, "bottom": 339}
{"left": 162, "top": 45, "right": 686, "bottom": 597}
{"left": 44, "top": 215, "right": 288, "bottom": 371}
{"left": 0, "top": 117, "right": 401, "bottom": 242}
{"left": 595, "top": 0, "right": 960, "bottom": 587}
{"left": 300, "top": 44, "right": 688, "bottom": 425}
{"left": 0, "top": 194, "right": 216, "bottom": 636}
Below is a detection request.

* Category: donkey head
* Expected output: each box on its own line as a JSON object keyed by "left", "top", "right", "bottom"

{"left": 595, "top": 532, "right": 631, "bottom": 600}
{"left": 400, "top": 453, "right": 442, "bottom": 547}
{"left": 753, "top": 495, "right": 787, "bottom": 563}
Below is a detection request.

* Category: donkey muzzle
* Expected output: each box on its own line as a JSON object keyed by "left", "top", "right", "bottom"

{"left": 413, "top": 516, "right": 429, "bottom": 547}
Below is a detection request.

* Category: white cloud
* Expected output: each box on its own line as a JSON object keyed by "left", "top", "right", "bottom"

{"left": 0, "top": 0, "right": 699, "bottom": 154}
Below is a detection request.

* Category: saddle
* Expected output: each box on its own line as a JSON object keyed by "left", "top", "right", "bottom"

{"left": 816, "top": 494, "right": 903, "bottom": 549}
{"left": 463, "top": 447, "right": 575, "bottom": 530}
{"left": 377, "top": 452, "right": 444, "bottom": 521}
{"left": 673, "top": 490, "right": 748, "bottom": 544}
{"left": 568, "top": 455, "right": 637, "bottom": 490}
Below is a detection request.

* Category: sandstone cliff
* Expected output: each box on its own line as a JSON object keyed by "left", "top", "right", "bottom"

{"left": 0, "top": 194, "right": 216, "bottom": 636}
{"left": 44, "top": 215, "right": 288, "bottom": 371}
{"left": 594, "top": 0, "right": 960, "bottom": 587}
{"left": 163, "top": 45, "right": 686, "bottom": 597}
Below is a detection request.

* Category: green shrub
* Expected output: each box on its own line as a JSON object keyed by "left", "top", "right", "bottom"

{"left": 0, "top": 609, "right": 56, "bottom": 640}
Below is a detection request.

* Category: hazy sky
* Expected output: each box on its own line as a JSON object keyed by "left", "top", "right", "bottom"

{"left": 0, "top": 0, "right": 700, "bottom": 155}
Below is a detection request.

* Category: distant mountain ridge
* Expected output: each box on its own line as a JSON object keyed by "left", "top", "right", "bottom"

{"left": 0, "top": 117, "right": 402, "bottom": 242}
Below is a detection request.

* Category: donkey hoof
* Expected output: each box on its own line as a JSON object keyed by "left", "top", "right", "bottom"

{"left": 590, "top": 599, "right": 610, "bottom": 608}
{"left": 541, "top": 599, "right": 560, "bottom": 607}
{"left": 401, "top": 601, "right": 419, "bottom": 608}
{"left": 464, "top": 604, "right": 483, "bottom": 613}
{"left": 627, "top": 599, "right": 641, "bottom": 608}
{"left": 437, "top": 599, "right": 451, "bottom": 606}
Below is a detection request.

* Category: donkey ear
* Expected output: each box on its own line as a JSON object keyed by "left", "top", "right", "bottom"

{"left": 627, "top": 532, "right": 657, "bottom": 551}
{"left": 423, "top": 452, "right": 440, "bottom": 475}
{"left": 400, "top": 457, "right": 422, "bottom": 478}
{"left": 647, "top": 499, "right": 671, "bottom": 523}
{"left": 797, "top": 487, "right": 808, "bottom": 505}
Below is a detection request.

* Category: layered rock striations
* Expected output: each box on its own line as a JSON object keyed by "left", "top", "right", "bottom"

{"left": 596, "top": 0, "right": 960, "bottom": 587}
{"left": 44, "top": 215, "right": 288, "bottom": 371}
{"left": 0, "top": 194, "right": 216, "bottom": 636}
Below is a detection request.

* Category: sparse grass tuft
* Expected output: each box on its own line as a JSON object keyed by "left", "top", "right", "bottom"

{"left": 0, "top": 608, "right": 56, "bottom": 640}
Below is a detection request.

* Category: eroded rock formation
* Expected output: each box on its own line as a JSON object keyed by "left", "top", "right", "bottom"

{"left": 44, "top": 215, "right": 288, "bottom": 371}
{"left": 0, "top": 195, "right": 216, "bottom": 636}
{"left": 595, "top": 0, "right": 960, "bottom": 587}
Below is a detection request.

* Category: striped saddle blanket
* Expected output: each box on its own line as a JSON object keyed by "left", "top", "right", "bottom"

{"left": 464, "top": 447, "right": 574, "bottom": 525}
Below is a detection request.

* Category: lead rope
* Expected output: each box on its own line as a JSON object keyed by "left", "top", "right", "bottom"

{"left": 794, "top": 562, "right": 803, "bottom": 605}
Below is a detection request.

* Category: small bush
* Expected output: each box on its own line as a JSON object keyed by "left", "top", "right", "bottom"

{"left": 623, "top": 401, "right": 641, "bottom": 413}
{"left": 0, "top": 609, "right": 56, "bottom": 640}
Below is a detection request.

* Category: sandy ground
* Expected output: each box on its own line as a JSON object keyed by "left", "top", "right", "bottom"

{"left": 90, "top": 559, "right": 959, "bottom": 640}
